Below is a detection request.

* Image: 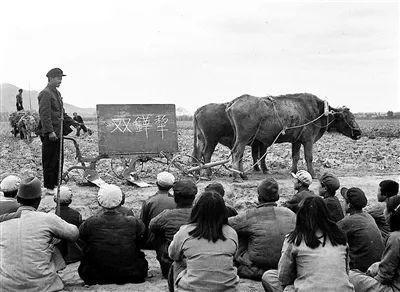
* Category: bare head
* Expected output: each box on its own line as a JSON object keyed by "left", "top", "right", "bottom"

{"left": 331, "top": 107, "right": 362, "bottom": 140}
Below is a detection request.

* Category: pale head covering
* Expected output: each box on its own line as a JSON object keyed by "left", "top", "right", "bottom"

{"left": 53, "top": 186, "right": 73, "bottom": 204}
{"left": 291, "top": 170, "right": 313, "bottom": 186}
{"left": 156, "top": 171, "right": 175, "bottom": 187}
{"left": 97, "top": 184, "right": 123, "bottom": 209}
{"left": 0, "top": 175, "right": 21, "bottom": 192}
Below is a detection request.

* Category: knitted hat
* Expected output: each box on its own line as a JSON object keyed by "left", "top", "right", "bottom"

{"left": 173, "top": 180, "right": 198, "bottom": 198}
{"left": 97, "top": 184, "right": 123, "bottom": 209}
{"left": 0, "top": 175, "right": 21, "bottom": 192}
{"left": 17, "top": 177, "right": 42, "bottom": 199}
{"left": 53, "top": 186, "right": 73, "bottom": 204}
{"left": 157, "top": 171, "right": 175, "bottom": 187}
{"left": 341, "top": 187, "right": 367, "bottom": 209}
{"left": 320, "top": 172, "right": 340, "bottom": 192}
{"left": 258, "top": 178, "right": 279, "bottom": 202}
{"left": 291, "top": 170, "right": 313, "bottom": 186}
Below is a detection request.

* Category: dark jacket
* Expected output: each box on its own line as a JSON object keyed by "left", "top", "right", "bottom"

{"left": 228, "top": 202, "right": 296, "bottom": 280}
{"left": 37, "top": 86, "right": 76, "bottom": 137}
{"left": 73, "top": 115, "right": 84, "bottom": 124}
{"left": 140, "top": 190, "right": 176, "bottom": 247}
{"left": 149, "top": 207, "right": 191, "bottom": 277}
{"left": 57, "top": 205, "right": 83, "bottom": 264}
{"left": 0, "top": 197, "right": 20, "bottom": 215}
{"left": 78, "top": 210, "right": 148, "bottom": 285}
{"left": 226, "top": 204, "right": 238, "bottom": 218}
{"left": 283, "top": 187, "right": 315, "bottom": 213}
{"left": 337, "top": 211, "right": 384, "bottom": 272}
{"left": 324, "top": 196, "right": 344, "bottom": 222}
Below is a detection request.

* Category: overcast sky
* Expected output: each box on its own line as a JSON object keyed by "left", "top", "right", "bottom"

{"left": 1, "top": 0, "right": 398, "bottom": 113}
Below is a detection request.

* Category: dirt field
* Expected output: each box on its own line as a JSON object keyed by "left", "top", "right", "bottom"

{"left": 1, "top": 119, "right": 400, "bottom": 291}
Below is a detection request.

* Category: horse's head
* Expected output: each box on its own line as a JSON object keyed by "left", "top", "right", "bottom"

{"left": 331, "top": 107, "right": 362, "bottom": 140}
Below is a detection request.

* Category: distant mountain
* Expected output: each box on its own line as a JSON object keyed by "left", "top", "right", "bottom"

{"left": 0, "top": 83, "right": 96, "bottom": 116}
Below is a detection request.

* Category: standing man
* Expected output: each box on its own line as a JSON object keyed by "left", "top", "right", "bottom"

{"left": 16, "top": 88, "right": 24, "bottom": 111}
{"left": 37, "top": 68, "right": 77, "bottom": 195}
{"left": 73, "top": 112, "right": 89, "bottom": 136}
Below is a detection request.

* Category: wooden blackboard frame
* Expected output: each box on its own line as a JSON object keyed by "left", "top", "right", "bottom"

{"left": 97, "top": 104, "right": 178, "bottom": 155}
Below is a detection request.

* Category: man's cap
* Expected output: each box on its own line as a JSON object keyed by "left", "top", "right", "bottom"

{"left": 97, "top": 184, "right": 123, "bottom": 209}
{"left": 258, "top": 178, "right": 279, "bottom": 202}
{"left": 173, "top": 180, "right": 198, "bottom": 197}
{"left": 205, "top": 182, "right": 225, "bottom": 197}
{"left": 17, "top": 177, "right": 42, "bottom": 199}
{"left": 46, "top": 68, "right": 66, "bottom": 78}
{"left": 0, "top": 175, "right": 21, "bottom": 192}
{"left": 291, "top": 170, "right": 313, "bottom": 186}
{"left": 53, "top": 186, "right": 73, "bottom": 204}
{"left": 340, "top": 187, "right": 367, "bottom": 209}
{"left": 156, "top": 171, "right": 175, "bottom": 187}
{"left": 320, "top": 172, "right": 340, "bottom": 192}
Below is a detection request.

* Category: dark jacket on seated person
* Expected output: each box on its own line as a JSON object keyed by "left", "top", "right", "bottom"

{"left": 57, "top": 204, "right": 83, "bottom": 264}
{"left": 282, "top": 186, "right": 315, "bottom": 213}
{"left": 229, "top": 178, "right": 296, "bottom": 280}
{"left": 78, "top": 209, "right": 148, "bottom": 285}
{"left": 149, "top": 179, "right": 197, "bottom": 278}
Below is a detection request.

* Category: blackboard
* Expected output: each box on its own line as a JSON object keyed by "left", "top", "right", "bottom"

{"left": 97, "top": 104, "right": 178, "bottom": 155}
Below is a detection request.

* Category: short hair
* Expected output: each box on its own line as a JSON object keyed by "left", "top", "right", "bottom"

{"left": 3, "top": 189, "right": 18, "bottom": 198}
{"left": 205, "top": 183, "right": 225, "bottom": 197}
{"left": 189, "top": 191, "right": 228, "bottom": 242}
{"left": 156, "top": 182, "right": 173, "bottom": 191}
{"left": 17, "top": 196, "right": 41, "bottom": 208}
{"left": 18, "top": 89, "right": 23, "bottom": 92}
{"left": 379, "top": 180, "right": 399, "bottom": 198}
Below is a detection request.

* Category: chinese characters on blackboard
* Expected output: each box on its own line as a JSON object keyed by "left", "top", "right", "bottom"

{"left": 110, "top": 114, "right": 169, "bottom": 139}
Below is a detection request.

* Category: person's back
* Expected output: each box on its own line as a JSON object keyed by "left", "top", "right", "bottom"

{"left": 338, "top": 211, "right": 384, "bottom": 272}
{"left": 230, "top": 204, "right": 296, "bottom": 268}
{"left": 324, "top": 196, "right": 344, "bottom": 222}
{"left": 230, "top": 178, "right": 296, "bottom": 279}
{"left": 283, "top": 170, "right": 315, "bottom": 213}
{"left": 149, "top": 179, "right": 197, "bottom": 278}
{"left": 58, "top": 204, "right": 82, "bottom": 263}
{"left": 78, "top": 184, "right": 148, "bottom": 285}
{"left": 1, "top": 208, "right": 78, "bottom": 291}
{"left": 170, "top": 224, "right": 239, "bottom": 291}
{"left": 281, "top": 236, "right": 354, "bottom": 291}
{"left": 79, "top": 210, "right": 147, "bottom": 284}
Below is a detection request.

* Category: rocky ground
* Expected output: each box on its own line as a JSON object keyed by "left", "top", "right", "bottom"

{"left": 0, "top": 119, "right": 400, "bottom": 291}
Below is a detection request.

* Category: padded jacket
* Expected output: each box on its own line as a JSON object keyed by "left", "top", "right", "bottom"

{"left": 229, "top": 203, "right": 296, "bottom": 270}
{"left": 78, "top": 210, "right": 148, "bottom": 284}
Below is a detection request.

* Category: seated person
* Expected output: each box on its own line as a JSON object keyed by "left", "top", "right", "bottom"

{"left": 149, "top": 179, "right": 197, "bottom": 278}
{"left": 0, "top": 177, "right": 79, "bottom": 291}
{"left": 169, "top": 191, "right": 239, "bottom": 292}
{"left": 0, "top": 175, "right": 21, "bottom": 215}
{"left": 371, "top": 180, "right": 400, "bottom": 242}
{"left": 282, "top": 170, "right": 315, "bottom": 213}
{"left": 338, "top": 187, "right": 384, "bottom": 272}
{"left": 54, "top": 186, "right": 83, "bottom": 264}
{"left": 78, "top": 184, "right": 148, "bottom": 285}
{"left": 116, "top": 192, "right": 134, "bottom": 216}
{"left": 262, "top": 196, "right": 354, "bottom": 292}
{"left": 349, "top": 198, "right": 400, "bottom": 291}
{"left": 141, "top": 171, "right": 176, "bottom": 247}
{"left": 318, "top": 172, "right": 344, "bottom": 222}
{"left": 229, "top": 178, "right": 296, "bottom": 280}
{"left": 205, "top": 182, "right": 238, "bottom": 217}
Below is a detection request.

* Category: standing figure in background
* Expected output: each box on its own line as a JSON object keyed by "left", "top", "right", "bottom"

{"left": 73, "top": 112, "right": 91, "bottom": 136}
{"left": 37, "top": 68, "right": 77, "bottom": 195}
{"left": 16, "top": 89, "right": 24, "bottom": 111}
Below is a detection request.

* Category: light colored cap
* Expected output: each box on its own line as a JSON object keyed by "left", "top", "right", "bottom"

{"left": 157, "top": 171, "right": 175, "bottom": 187}
{"left": 291, "top": 170, "right": 313, "bottom": 186}
{"left": 0, "top": 175, "right": 21, "bottom": 192}
{"left": 97, "top": 184, "right": 123, "bottom": 209}
{"left": 54, "top": 186, "right": 73, "bottom": 204}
